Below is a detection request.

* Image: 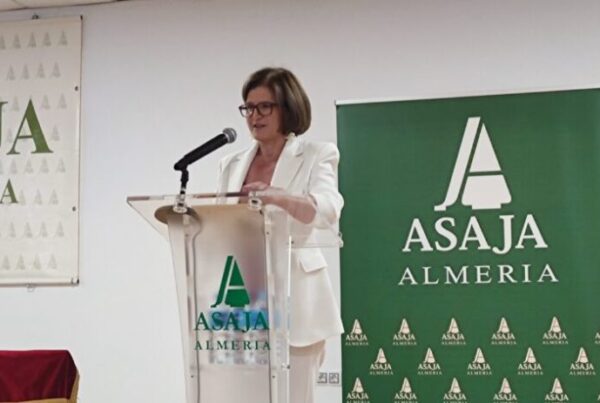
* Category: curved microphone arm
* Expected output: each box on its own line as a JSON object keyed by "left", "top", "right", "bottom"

{"left": 172, "top": 128, "right": 237, "bottom": 213}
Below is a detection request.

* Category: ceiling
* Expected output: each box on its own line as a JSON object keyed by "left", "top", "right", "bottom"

{"left": 0, "top": 0, "right": 124, "bottom": 11}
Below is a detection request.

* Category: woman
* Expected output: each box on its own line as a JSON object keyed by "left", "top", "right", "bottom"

{"left": 216, "top": 67, "right": 344, "bottom": 403}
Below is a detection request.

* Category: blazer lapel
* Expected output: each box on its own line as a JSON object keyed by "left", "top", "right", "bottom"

{"left": 226, "top": 142, "right": 258, "bottom": 192}
{"left": 271, "top": 134, "right": 304, "bottom": 190}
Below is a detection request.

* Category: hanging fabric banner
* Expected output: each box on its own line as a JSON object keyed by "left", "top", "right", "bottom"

{"left": 338, "top": 88, "right": 600, "bottom": 402}
{"left": 0, "top": 17, "right": 82, "bottom": 285}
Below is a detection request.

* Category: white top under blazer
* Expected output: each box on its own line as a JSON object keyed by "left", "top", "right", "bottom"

{"left": 216, "top": 133, "right": 345, "bottom": 347}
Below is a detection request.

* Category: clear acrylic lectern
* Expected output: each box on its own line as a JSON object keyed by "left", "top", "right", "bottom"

{"left": 127, "top": 192, "right": 341, "bottom": 403}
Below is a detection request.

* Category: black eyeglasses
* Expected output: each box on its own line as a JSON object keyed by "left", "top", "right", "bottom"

{"left": 238, "top": 102, "right": 279, "bottom": 117}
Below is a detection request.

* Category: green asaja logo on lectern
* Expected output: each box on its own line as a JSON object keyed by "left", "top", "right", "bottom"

{"left": 195, "top": 256, "right": 269, "bottom": 334}
{"left": 211, "top": 255, "right": 250, "bottom": 308}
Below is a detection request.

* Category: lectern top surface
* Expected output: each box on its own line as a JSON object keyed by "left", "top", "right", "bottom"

{"left": 127, "top": 193, "right": 247, "bottom": 239}
{"left": 127, "top": 192, "right": 343, "bottom": 248}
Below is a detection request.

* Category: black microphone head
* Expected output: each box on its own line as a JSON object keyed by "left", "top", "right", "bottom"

{"left": 222, "top": 128, "right": 237, "bottom": 143}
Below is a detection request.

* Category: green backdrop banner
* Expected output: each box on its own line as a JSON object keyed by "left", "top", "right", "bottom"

{"left": 337, "top": 88, "right": 600, "bottom": 403}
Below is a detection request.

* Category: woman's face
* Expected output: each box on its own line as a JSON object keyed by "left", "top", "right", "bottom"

{"left": 244, "top": 86, "right": 284, "bottom": 143}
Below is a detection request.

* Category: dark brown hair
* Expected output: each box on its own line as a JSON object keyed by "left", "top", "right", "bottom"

{"left": 242, "top": 67, "right": 311, "bottom": 135}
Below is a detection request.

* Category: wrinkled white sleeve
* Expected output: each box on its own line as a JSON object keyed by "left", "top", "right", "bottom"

{"left": 307, "top": 143, "right": 344, "bottom": 229}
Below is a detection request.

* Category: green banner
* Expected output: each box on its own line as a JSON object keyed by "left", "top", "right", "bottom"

{"left": 338, "top": 89, "right": 600, "bottom": 403}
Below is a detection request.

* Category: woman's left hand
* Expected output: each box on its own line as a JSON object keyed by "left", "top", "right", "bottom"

{"left": 242, "top": 182, "right": 317, "bottom": 224}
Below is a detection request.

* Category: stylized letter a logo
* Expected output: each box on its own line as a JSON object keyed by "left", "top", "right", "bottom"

{"left": 211, "top": 255, "right": 250, "bottom": 308}
{"left": 435, "top": 117, "right": 511, "bottom": 211}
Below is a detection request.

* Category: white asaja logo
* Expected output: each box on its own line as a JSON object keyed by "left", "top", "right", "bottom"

{"left": 491, "top": 317, "right": 517, "bottom": 345}
{"left": 467, "top": 347, "right": 492, "bottom": 375}
{"left": 569, "top": 347, "right": 596, "bottom": 375}
{"left": 493, "top": 378, "right": 518, "bottom": 402}
{"left": 544, "top": 378, "right": 569, "bottom": 402}
{"left": 394, "top": 377, "right": 418, "bottom": 402}
{"left": 417, "top": 347, "right": 442, "bottom": 375}
{"left": 442, "top": 318, "right": 466, "bottom": 345}
{"left": 393, "top": 318, "right": 417, "bottom": 346}
{"left": 443, "top": 378, "right": 467, "bottom": 402}
{"left": 518, "top": 347, "right": 543, "bottom": 375}
{"left": 346, "top": 377, "right": 370, "bottom": 402}
{"left": 369, "top": 348, "right": 393, "bottom": 375}
{"left": 351, "top": 377, "right": 365, "bottom": 393}
{"left": 595, "top": 331, "right": 600, "bottom": 345}
{"left": 435, "top": 116, "right": 511, "bottom": 211}
{"left": 345, "top": 319, "right": 368, "bottom": 346}
{"left": 351, "top": 319, "right": 364, "bottom": 335}
{"left": 543, "top": 316, "right": 568, "bottom": 345}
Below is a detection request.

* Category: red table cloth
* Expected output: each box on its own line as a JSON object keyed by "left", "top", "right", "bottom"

{"left": 0, "top": 350, "right": 78, "bottom": 403}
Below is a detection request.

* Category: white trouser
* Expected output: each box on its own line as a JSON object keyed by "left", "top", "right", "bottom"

{"left": 289, "top": 341, "right": 326, "bottom": 403}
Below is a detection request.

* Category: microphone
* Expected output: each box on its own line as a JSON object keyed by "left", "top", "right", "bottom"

{"left": 173, "top": 128, "right": 237, "bottom": 171}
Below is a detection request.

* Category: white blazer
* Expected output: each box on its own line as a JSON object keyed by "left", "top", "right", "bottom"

{"left": 217, "top": 133, "right": 345, "bottom": 346}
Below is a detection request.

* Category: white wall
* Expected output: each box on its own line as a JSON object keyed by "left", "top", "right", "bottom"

{"left": 1, "top": 0, "right": 599, "bottom": 401}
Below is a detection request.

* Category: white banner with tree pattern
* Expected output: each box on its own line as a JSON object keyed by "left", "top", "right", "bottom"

{"left": 0, "top": 17, "right": 81, "bottom": 285}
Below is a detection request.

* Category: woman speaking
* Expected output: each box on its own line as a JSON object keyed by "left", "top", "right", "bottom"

{"left": 216, "top": 67, "right": 344, "bottom": 403}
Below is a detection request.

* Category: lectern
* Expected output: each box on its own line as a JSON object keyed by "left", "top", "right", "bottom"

{"left": 128, "top": 193, "right": 341, "bottom": 403}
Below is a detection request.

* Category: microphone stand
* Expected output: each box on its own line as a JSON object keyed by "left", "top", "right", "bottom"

{"left": 173, "top": 166, "right": 189, "bottom": 213}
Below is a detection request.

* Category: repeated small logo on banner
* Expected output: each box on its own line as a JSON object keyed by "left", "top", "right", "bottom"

{"left": 394, "top": 378, "right": 418, "bottom": 403}
{"left": 542, "top": 317, "right": 568, "bottom": 345}
{"left": 369, "top": 348, "right": 393, "bottom": 376}
{"left": 443, "top": 378, "right": 468, "bottom": 403}
{"left": 518, "top": 347, "right": 543, "bottom": 376}
{"left": 442, "top": 318, "right": 466, "bottom": 346}
{"left": 594, "top": 331, "right": 600, "bottom": 345}
{"left": 544, "top": 378, "right": 568, "bottom": 402}
{"left": 393, "top": 318, "right": 417, "bottom": 346}
{"left": 467, "top": 348, "right": 492, "bottom": 376}
{"left": 417, "top": 348, "right": 442, "bottom": 375}
{"left": 491, "top": 317, "right": 517, "bottom": 346}
{"left": 346, "top": 378, "right": 370, "bottom": 403}
{"left": 493, "top": 378, "right": 518, "bottom": 402}
{"left": 345, "top": 319, "right": 369, "bottom": 347}
{"left": 569, "top": 347, "right": 595, "bottom": 376}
